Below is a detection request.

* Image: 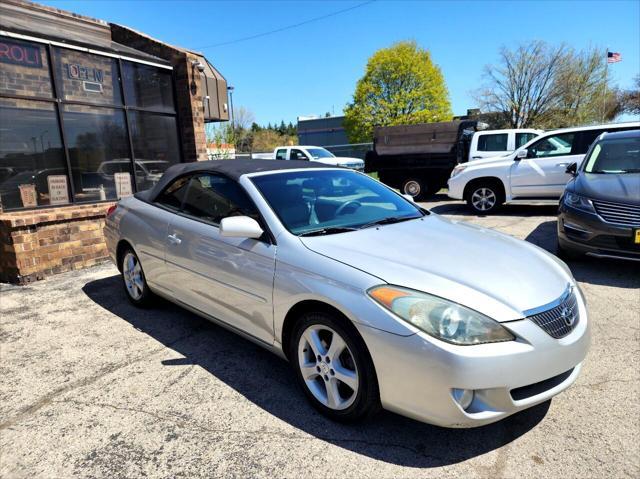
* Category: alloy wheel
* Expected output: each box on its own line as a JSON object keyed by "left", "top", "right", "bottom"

{"left": 297, "top": 325, "right": 359, "bottom": 410}
{"left": 471, "top": 187, "right": 497, "bottom": 211}
{"left": 123, "top": 252, "right": 144, "bottom": 300}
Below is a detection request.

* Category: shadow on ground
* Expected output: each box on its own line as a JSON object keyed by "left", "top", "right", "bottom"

{"left": 425, "top": 194, "right": 558, "bottom": 218}
{"left": 525, "top": 220, "right": 640, "bottom": 289}
{"left": 83, "top": 275, "right": 550, "bottom": 468}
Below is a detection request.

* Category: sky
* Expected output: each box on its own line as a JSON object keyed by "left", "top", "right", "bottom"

{"left": 42, "top": 0, "right": 640, "bottom": 125}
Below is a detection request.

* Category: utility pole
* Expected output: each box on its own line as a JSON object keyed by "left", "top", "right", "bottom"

{"left": 602, "top": 48, "right": 608, "bottom": 123}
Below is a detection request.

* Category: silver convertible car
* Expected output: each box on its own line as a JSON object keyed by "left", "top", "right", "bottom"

{"left": 104, "top": 160, "right": 590, "bottom": 428}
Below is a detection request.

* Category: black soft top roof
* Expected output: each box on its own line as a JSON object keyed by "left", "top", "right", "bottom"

{"left": 140, "top": 159, "right": 331, "bottom": 201}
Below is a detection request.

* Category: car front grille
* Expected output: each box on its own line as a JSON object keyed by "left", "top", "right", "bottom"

{"left": 527, "top": 290, "right": 579, "bottom": 339}
{"left": 592, "top": 199, "right": 640, "bottom": 227}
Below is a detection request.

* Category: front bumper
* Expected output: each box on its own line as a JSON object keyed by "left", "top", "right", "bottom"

{"left": 558, "top": 203, "right": 640, "bottom": 261}
{"left": 356, "top": 292, "right": 589, "bottom": 428}
{"left": 447, "top": 174, "right": 466, "bottom": 200}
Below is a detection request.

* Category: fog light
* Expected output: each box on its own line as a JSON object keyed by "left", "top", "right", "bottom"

{"left": 452, "top": 388, "right": 474, "bottom": 410}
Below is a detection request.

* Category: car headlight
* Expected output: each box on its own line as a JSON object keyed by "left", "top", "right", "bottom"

{"left": 368, "top": 285, "right": 515, "bottom": 345}
{"left": 450, "top": 165, "right": 467, "bottom": 178}
{"left": 563, "top": 192, "right": 595, "bottom": 213}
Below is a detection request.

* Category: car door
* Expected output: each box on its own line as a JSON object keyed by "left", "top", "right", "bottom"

{"left": 290, "top": 148, "right": 310, "bottom": 161}
{"left": 142, "top": 175, "right": 191, "bottom": 293}
{"left": 164, "top": 173, "right": 276, "bottom": 344}
{"left": 510, "top": 131, "right": 581, "bottom": 198}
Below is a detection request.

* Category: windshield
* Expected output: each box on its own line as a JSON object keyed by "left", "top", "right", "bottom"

{"left": 583, "top": 137, "right": 640, "bottom": 174}
{"left": 306, "top": 148, "right": 335, "bottom": 159}
{"left": 251, "top": 170, "right": 425, "bottom": 235}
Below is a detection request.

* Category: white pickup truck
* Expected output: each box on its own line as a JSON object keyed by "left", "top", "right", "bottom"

{"left": 252, "top": 146, "right": 364, "bottom": 171}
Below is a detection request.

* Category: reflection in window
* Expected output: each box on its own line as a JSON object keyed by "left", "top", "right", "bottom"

{"left": 122, "top": 61, "right": 175, "bottom": 113}
{"left": 0, "top": 99, "right": 69, "bottom": 210}
{"left": 181, "top": 174, "right": 258, "bottom": 224}
{"left": 531, "top": 133, "right": 575, "bottom": 158}
{"left": 62, "top": 105, "right": 131, "bottom": 202}
{"left": 516, "top": 132, "right": 538, "bottom": 149}
{"left": 129, "top": 111, "right": 180, "bottom": 191}
{"left": 53, "top": 47, "right": 122, "bottom": 105}
{"left": 0, "top": 36, "right": 53, "bottom": 99}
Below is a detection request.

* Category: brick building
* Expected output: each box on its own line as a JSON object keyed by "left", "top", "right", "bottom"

{"left": 0, "top": 0, "right": 229, "bottom": 283}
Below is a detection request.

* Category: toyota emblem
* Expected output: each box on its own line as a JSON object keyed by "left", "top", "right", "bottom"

{"left": 560, "top": 306, "right": 574, "bottom": 327}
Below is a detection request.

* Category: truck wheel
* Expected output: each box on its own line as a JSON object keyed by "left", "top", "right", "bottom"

{"left": 401, "top": 178, "right": 427, "bottom": 201}
{"left": 466, "top": 182, "right": 504, "bottom": 214}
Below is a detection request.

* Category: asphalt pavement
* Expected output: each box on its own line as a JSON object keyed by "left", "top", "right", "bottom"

{"left": 1, "top": 195, "right": 638, "bottom": 478}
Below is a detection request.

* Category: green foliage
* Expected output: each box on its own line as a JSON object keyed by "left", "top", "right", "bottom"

{"left": 344, "top": 41, "right": 452, "bottom": 143}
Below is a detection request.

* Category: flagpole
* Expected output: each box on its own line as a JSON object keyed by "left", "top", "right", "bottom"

{"left": 602, "top": 48, "right": 608, "bottom": 123}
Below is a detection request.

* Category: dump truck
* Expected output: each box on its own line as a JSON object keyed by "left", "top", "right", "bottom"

{"left": 364, "top": 120, "right": 488, "bottom": 200}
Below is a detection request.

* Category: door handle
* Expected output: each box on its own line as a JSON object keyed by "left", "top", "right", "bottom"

{"left": 167, "top": 233, "right": 182, "bottom": 245}
{"left": 556, "top": 162, "right": 570, "bottom": 167}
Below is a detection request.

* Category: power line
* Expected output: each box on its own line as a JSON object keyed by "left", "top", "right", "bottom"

{"left": 195, "top": 1, "right": 376, "bottom": 49}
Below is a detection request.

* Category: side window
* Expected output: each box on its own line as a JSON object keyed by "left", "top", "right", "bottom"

{"left": 275, "top": 149, "right": 287, "bottom": 160}
{"left": 516, "top": 132, "right": 537, "bottom": 149}
{"left": 528, "top": 133, "right": 575, "bottom": 158}
{"left": 575, "top": 129, "right": 605, "bottom": 155}
{"left": 155, "top": 176, "right": 190, "bottom": 211}
{"left": 290, "top": 149, "right": 309, "bottom": 160}
{"left": 477, "top": 133, "right": 508, "bottom": 151}
{"left": 181, "top": 174, "right": 258, "bottom": 225}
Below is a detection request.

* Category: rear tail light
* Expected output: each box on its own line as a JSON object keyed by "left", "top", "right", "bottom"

{"left": 106, "top": 204, "right": 117, "bottom": 217}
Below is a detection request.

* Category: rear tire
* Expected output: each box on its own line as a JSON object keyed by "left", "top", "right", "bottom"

{"left": 401, "top": 177, "right": 428, "bottom": 201}
{"left": 289, "top": 311, "right": 380, "bottom": 423}
{"left": 466, "top": 181, "right": 504, "bottom": 214}
{"left": 120, "top": 247, "right": 153, "bottom": 307}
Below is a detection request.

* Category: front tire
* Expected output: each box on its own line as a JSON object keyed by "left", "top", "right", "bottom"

{"left": 121, "top": 248, "right": 153, "bottom": 307}
{"left": 289, "top": 312, "right": 380, "bottom": 422}
{"left": 466, "top": 182, "right": 504, "bottom": 214}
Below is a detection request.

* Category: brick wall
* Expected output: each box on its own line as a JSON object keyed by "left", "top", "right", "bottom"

{"left": 0, "top": 203, "right": 115, "bottom": 284}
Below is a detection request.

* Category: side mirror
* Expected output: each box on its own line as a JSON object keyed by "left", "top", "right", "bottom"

{"left": 566, "top": 162, "right": 578, "bottom": 176}
{"left": 515, "top": 149, "right": 528, "bottom": 160}
{"left": 220, "top": 216, "right": 264, "bottom": 239}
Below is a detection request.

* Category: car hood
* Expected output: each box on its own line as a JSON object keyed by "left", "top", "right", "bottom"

{"left": 312, "top": 157, "right": 364, "bottom": 166}
{"left": 300, "top": 215, "right": 572, "bottom": 322}
{"left": 570, "top": 172, "right": 640, "bottom": 205}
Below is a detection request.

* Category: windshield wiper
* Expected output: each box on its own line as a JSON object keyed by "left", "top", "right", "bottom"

{"left": 298, "top": 226, "right": 359, "bottom": 237}
{"left": 358, "top": 215, "right": 421, "bottom": 230}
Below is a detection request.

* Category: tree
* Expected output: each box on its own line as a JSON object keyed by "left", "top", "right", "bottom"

{"left": 344, "top": 41, "right": 452, "bottom": 143}
{"left": 475, "top": 41, "right": 565, "bottom": 128}
{"left": 252, "top": 129, "right": 297, "bottom": 151}
{"left": 476, "top": 41, "right": 621, "bottom": 129}
{"left": 620, "top": 75, "right": 640, "bottom": 116}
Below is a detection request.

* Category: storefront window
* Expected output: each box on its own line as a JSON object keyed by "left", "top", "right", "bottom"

{"left": 62, "top": 105, "right": 132, "bottom": 202}
{"left": 0, "top": 36, "right": 53, "bottom": 98}
{"left": 129, "top": 111, "right": 180, "bottom": 191}
{"left": 0, "top": 99, "right": 69, "bottom": 210}
{"left": 122, "top": 61, "right": 175, "bottom": 113}
{"left": 53, "top": 48, "right": 122, "bottom": 106}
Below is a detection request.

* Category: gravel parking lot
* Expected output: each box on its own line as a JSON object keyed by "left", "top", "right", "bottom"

{"left": 1, "top": 196, "right": 639, "bottom": 478}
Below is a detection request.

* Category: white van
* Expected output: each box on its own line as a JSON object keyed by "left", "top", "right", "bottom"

{"left": 469, "top": 129, "right": 541, "bottom": 161}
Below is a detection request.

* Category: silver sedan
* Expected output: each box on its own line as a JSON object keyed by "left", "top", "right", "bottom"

{"left": 104, "top": 160, "right": 589, "bottom": 428}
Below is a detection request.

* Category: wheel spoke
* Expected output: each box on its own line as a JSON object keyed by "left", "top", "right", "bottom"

{"left": 333, "top": 363, "right": 358, "bottom": 390}
{"left": 133, "top": 263, "right": 142, "bottom": 275}
{"left": 126, "top": 255, "right": 135, "bottom": 272}
{"left": 304, "top": 329, "right": 326, "bottom": 357}
{"left": 326, "top": 332, "right": 346, "bottom": 362}
{"left": 133, "top": 275, "right": 144, "bottom": 292}
{"left": 300, "top": 363, "right": 319, "bottom": 381}
{"left": 325, "top": 379, "right": 343, "bottom": 409}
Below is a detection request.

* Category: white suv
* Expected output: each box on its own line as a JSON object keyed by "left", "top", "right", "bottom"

{"left": 448, "top": 122, "right": 640, "bottom": 213}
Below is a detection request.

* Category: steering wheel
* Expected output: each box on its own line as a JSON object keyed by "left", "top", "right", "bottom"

{"left": 335, "top": 200, "right": 362, "bottom": 216}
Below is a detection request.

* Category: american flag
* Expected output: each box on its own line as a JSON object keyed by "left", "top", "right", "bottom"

{"left": 607, "top": 51, "right": 622, "bottom": 63}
